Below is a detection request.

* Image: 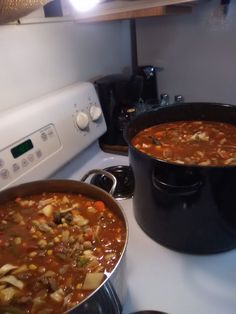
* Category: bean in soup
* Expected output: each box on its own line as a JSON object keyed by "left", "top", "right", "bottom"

{"left": 132, "top": 120, "right": 236, "bottom": 166}
{"left": 0, "top": 192, "right": 126, "bottom": 313}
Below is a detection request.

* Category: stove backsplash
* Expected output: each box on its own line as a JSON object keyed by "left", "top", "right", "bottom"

{"left": 136, "top": 1, "right": 236, "bottom": 105}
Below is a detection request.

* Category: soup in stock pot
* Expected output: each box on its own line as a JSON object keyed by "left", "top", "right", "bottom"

{"left": 0, "top": 192, "right": 126, "bottom": 313}
{"left": 132, "top": 120, "right": 236, "bottom": 166}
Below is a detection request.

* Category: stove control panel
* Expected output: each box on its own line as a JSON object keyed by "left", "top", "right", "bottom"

{"left": 0, "top": 82, "right": 107, "bottom": 191}
{"left": 0, "top": 125, "right": 61, "bottom": 189}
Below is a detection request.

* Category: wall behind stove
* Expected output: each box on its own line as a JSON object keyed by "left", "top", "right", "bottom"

{"left": 0, "top": 20, "right": 131, "bottom": 111}
{"left": 136, "top": 0, "right": 236, "bottom": 105}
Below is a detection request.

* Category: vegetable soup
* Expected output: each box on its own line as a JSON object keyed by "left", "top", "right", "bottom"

{"left": 132, "top": 120, "right": 236, "bottom": 166}
{"left": 0, "top": 192, "right": 126, "bottom": 313}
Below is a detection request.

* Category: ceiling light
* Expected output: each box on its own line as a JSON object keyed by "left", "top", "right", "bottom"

{"left": 69, "top": 0, "right": 101, "bottom": 12}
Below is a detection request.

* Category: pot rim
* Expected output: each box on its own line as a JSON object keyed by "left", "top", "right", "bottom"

{"left": 0, "top": 179, "right": 129, "bottom": 313}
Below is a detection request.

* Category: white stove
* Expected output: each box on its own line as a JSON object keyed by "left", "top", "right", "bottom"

{"left": 1, "top": 82, "right": 236, "bottom": 314}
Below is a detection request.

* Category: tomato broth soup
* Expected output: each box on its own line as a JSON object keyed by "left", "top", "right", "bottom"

{"left": 0, "top": 192, "right": 126, "bottom": 313}
{"left": 132, "top": 120, "right": 236, "bottom": 166}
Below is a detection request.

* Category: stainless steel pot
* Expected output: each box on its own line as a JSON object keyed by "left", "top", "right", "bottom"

{"left": 124, "top": 102, "right": 236, "bottom": 254}
{"left": 0, "top": 171, "right": 128, "bottom": 313}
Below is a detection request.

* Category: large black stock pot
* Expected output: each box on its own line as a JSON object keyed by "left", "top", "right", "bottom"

{"left": 124, "top": 102, "right": 236, "bottom": 254}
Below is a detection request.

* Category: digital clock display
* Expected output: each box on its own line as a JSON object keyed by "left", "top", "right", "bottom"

{"left": 11, "top": 139, "right": 34, "bottom": 159}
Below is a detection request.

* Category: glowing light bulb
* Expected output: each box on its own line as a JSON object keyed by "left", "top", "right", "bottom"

{"left": 69, "top": 0, "right": 101, "bottom": 12}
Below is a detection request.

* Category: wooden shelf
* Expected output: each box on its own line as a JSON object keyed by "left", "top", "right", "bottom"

{"left": 17, "top": 0, "right": 197, "bottom": 25}
{"left": 76, "top": 6, "right": 193, "bottom": 22}
{"left": 74, "top": 0, "right": 197, "bottom": 23}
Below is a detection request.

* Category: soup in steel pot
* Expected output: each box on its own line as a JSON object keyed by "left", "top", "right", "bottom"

{"left": 132, "top": 120, "right": 236, "bottom": 166}
{"left": 0, "top": 192, "right": 126, "bottom": 313}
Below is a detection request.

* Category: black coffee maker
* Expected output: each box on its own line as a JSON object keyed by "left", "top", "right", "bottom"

{"left": 95, "top": 74, "right": 143, "bottom": 148}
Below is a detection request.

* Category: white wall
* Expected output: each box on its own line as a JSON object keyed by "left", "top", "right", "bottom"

{"left": 136, "top": 0, "right": 236, "bottom": 105}
{"left": 0, "top": 20, "right": 131, "bottom": 111}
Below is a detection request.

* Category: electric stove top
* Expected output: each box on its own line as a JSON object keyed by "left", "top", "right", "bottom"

{"left": 52, "top": 141, "right": 236, "bottom": 314}
{"left": 1, "top": 81, "right": 236, "bottom": 314}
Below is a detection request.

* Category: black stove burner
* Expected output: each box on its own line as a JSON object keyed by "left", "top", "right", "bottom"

{"left": 90, "top": 165, "right": 134, "bottom": 200}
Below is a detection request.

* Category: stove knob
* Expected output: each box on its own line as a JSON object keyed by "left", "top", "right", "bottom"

{"left": 76, "top": 112, "right": 89, "bottom": 130}
{"left": 90, "top": 105, "right": 102, "bottom": 121}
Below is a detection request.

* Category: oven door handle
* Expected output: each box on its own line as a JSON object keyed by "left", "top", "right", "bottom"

{"left": 81, "top": 169, "right": 117, "bottom": 195}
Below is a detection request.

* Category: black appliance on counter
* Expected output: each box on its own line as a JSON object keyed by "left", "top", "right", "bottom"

{"left": 95, "top": 74, "right": 143, "bottom": 149}
{"left": 135, "top": 65, "right": 159, "bottom": 104}
{"left": 95, "top": 69, "right": 159, "bottom": 151}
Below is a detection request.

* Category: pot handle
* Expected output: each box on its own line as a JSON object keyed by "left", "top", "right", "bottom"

{"left": 152, "top": 172, "right": 202, "bottom": 196}
{"left": 81, "top": 169, "right": 117, "bottom": 196}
